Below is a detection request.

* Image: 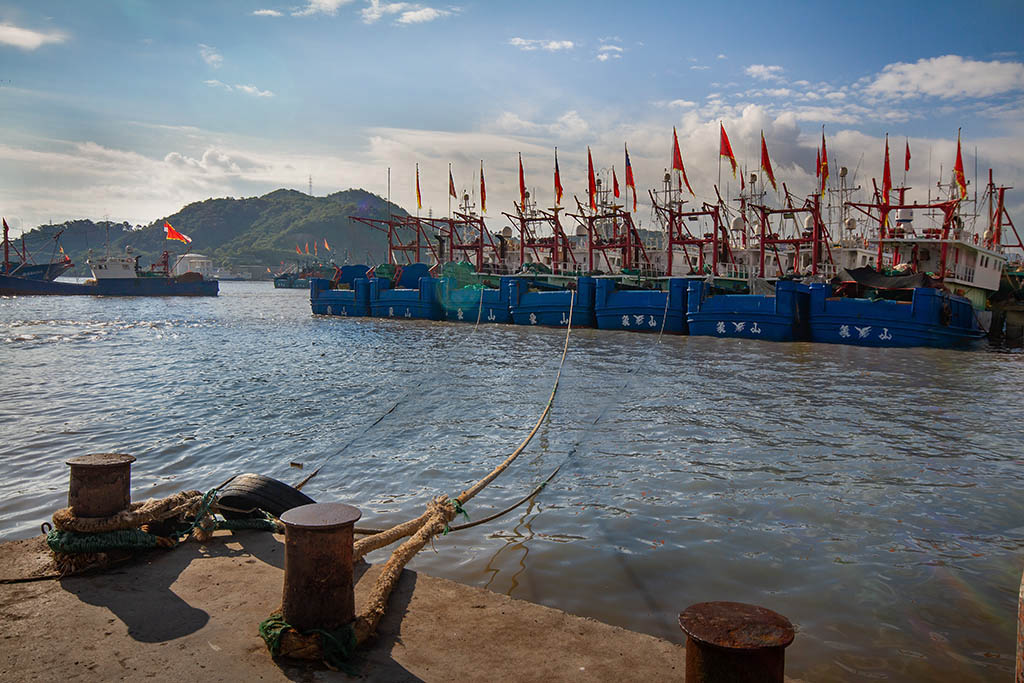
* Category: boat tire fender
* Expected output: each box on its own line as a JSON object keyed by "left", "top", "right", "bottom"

{"left": 216, "top": 473, "right": 316, "bottom": 520}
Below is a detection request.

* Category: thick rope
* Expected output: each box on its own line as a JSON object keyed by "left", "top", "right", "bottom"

{"left": 51, "top": 490, "right": 203, "bottom": 534}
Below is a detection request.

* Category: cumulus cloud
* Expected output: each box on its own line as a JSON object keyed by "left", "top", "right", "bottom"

{"left": 199, "top": 44, "right": 223, "bottom": 68}
{"left": 293, "top": 0, "right": 356, "bottom": 16}
{"left": 746, "top": 64, "right": 784, "bottom": 81}
{"left": 361, "top": 1, "right": 451, "bottom": 24}
{"left": 252, "top": 9, "right": 283, "bottom": 16}
{"left": 597, "top": 45, "right": 623, "bottom": 62}
{"left": 865, "top": 55, "right": 1024, "bottom": 99}
{"left": 509, "top": 37, "right": 574, "bottom": 52}
{"left": 0, "top": 22, "right": 67, "bottom": 50}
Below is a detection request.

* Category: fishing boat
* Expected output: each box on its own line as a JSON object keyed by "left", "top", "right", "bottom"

{"left": 0, "top": 247, "right": 218, "bottom": 296}
{"left": 806, "top": 178, "right": 1005, "bottom": 348}
{"left": 369, "top": 262, "right": 441, "bottom": 320}
{"left": 1, "top": 219, "right": 74, "bottom": 281}
{"left": 309, "top": 265, "right": 370, "bottom": 316}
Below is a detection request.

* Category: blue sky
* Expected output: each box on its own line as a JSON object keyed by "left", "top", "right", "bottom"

{"left": 2, "top": 0, "right": 1023, "bottom": 234}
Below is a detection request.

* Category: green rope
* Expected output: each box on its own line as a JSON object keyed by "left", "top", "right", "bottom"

{"left": 259, "top": 612, "right": 357, "bottom": 673}
{"left": 46, "top": 528, "right": 171, "bottom": 554}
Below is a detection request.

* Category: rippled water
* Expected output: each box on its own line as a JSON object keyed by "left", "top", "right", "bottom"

{"left": 1, "top": 282, "right": 1022, "bottom": 681}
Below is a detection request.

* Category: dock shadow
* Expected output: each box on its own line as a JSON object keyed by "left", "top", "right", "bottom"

{"left": 60, "top": 545, "right": 210, "bottom": 643}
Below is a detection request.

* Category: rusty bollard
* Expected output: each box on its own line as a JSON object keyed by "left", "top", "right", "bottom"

{"left": 679, "top": 601, "right": 795, "bottom": 683}
{"left": 1017, "top": 569, "right": 1023, "bottom": 683}
{"left": 66, "top": 453, "right": 137, "bottom": 517}
{"left": 280, "top": 503, "right": 362, "bottom": 632}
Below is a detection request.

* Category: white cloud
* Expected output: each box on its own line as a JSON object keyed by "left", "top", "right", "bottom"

{"left": 293, "top": 0, "right": 356, "bottom": 17}
{"left": 203, "top": 80, "right": 274, "bottom": 97}
{"left": 199, "top": 44, "right": 223, "bottom": 68}
{"left": 397, "top": 7, "right": 449, "bottom": 23}
{"left": 361, "top": 1, "right": 450, "bottom": 24}
{"left": 667, "top": 99, "right": 696, "bottom": 108}
{"left": 252, "top": 9, "right": 283, "bottom": 16}
{"left": 865, "top": 55, "right": 1024, "bottom": 99}
{"left": 597, "top": 46, "right": 623, "bottom": 62}
{"left": 717, "top": 54, "right": 727, "bottom": 60}
{"left": 509, "top": 37, "right": 574, "bottom": 52}
{"left": 362, "top": 1, "right": 410, "bottom": 23}
{"left": 494, "top": 110, "right": 589, "bottom": 139}
{"left": 0, "top": 22, "right": 67, "bottom": 50}
{"left": 746, "top": 64, "right": 784, "bottom": 81}
{"left": 690, "top": 65, "right": 710, "bottom": 71}
{"left": 599, "top": 45, "right": 623, "bottom": 53}
{"left": 235, "top": 84, "right": 275, "bottom": 97}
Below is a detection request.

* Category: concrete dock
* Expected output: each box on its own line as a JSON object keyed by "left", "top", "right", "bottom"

{"left": 1, "top": 530, "right": 689, "bottom": 681}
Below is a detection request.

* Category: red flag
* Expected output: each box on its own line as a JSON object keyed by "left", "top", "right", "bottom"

{"left": 305, "top": 242, "right": 309, "bottom": 254}
{"left": 314, "top": 240, "right": 318, "bottom": 257}
{"left": 554, "top": 149, "right": 564, "bottom": 205}
{"left": 449, "top": 168, "right": 457, "bottom": 199}
{"left": 613, "top": 168, "right": 620, "bottom": 198}
{"left": 760, "top": 132, "right": 777, "bottom": 192}
{"left": 953, "top": 129, "right": 967, "bottom": 199}
{"left": 519, "top": 153, "right": 526, "bottom": 208}
{"left": 624, "top": 143, "right": 637, "bottom": 212}
{"left": 820, "top": 132, "right": 829, "bottom": 197}
{"left": 672, "top": 127, "right": 695, "bottom": 196}
{"left": 719, "top": 123, "right": 737, "bottom": 178}
{"left": 816, "top": 149, "right": 821, "bottom": 178}
{"left": 587, "top": 147, "right": 597, "bottom": 211}
{"left": 480, "top": 161, "right": 487, "bottom": 213}
{"left": 295, "top": 245, "right": 301, "bottom": 254}
{"left": 882, "top": 135, "right": 892, "bottom": 204}
{"left": 164, "top": 221, "right": 192, "bottom": 244}
{"left": 904, "top": 139, "right": 911, "bottom": 173}
{"left": 324, "top": 238, "right": 331, "bottom": 251}
{"left": 415, "top": 164, "right": 422, "bottom": 210}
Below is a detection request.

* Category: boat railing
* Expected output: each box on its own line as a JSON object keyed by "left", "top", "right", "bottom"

{"left": 948, "top": 263, "right": 976, "bottom": 283}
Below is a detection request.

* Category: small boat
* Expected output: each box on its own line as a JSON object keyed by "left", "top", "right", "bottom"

{"left": 1, "top": 219, "right": 74, "bottom": 281}
{"left": 0, "top": 247, "right": 218, "bottom": 296}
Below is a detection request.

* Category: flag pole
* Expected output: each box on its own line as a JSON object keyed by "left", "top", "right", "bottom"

{"left": 717, "top": 121, "right": 722, "bottom": 198}
{"left": 448, "top": 162, "right": 452, "bottom": 218}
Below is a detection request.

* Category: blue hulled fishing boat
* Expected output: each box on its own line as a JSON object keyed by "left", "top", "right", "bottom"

{"left": 309, "top": 265, "right": 370, "bottom": 316}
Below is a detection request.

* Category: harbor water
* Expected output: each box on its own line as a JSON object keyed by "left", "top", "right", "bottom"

{"left": 1, "top": 282, "right": 1021, "bottom": 682}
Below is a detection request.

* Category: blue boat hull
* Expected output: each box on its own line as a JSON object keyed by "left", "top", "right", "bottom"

{"left": 594, "top": 278, "right": 688, "bottom": 334}
{"left": 807, "top": 283, "right": 985, "bottom": 348}
{"left": 369, "top": 276, "right": 442, "bottom": 321}
{"left": 506, "top": 276, "right": 596, "bottom": 328}
{"left": 310, "top": 277, "right": 370, "bottom": 316}
{"left": 0, "top": 274, "right": 218, "bottom": 296}
{"left": 440, "top": 278, "right": 513, "bottom": 324}
{"left": 687, "top": 280, "right": 809, "bottom": 342}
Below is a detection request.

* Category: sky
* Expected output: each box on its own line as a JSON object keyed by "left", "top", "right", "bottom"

{"left": 1, "top": 0, "right": 1023, "bottom": 238}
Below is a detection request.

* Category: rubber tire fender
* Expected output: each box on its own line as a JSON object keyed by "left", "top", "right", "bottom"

{"left": 216, "top": 473, "right": 316, "bottom": 519}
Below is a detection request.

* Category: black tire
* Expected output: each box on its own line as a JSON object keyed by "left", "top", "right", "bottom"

{"left": 216, "top": 473, "right": 316, "bottom": 520}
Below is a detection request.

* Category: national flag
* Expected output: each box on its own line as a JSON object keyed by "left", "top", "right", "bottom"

{"left": 295, "top": 245, "right": 301, "bottom": 254}
{"left": 613, "top": 168, "right": 620, "bottom": 198}
{"left": 671, "top": 127, "right": 695, "bottom": 196}
{"left": 324, "top": 238, "right": 331, "bottom": 251}
{"left": 904, "top": 139, "right": 911, "bottom": 173}
{"left": 164, "top": 221, "right": 192, "bottom": 244}
{"left": 882, "top": 135, "right": 892, "bottom": 204}
{"left": 1, "top": 218, "right": 7, "bottom": 232}
{"left": 624, "top": 143, "right": 637, "bottom": 212}
{"left": 480, "top": 161, "right": 487, "bottom": 213}
{"left": 816, "top": 149, "right": 821, "bottom": 178}
{"left": 587, "top": 147, "right": 597, "bottom": 211}
{"left": 314, "top": 240, "right": 318, "bottom": 257}
{"left": 305, "top": 242, "right": 309, "bottom": 254}
{"left": 449, "top": 168, "right": 457, "bottom": 199}
{"left": 820, "top": 131, "right": 829, "bottom": 197}
{"left": 554, "top": 149, "right": 564, "bottom": 205}
{"left": 760, "top": 132, "right": 777, "bottom": 192}
{"left": 415, "top": 163, "right": 422, "bottom": 211}
{"left": 519, "top": 153, "right": 527, "bottom": 208}
{"left": 953, "top": 129, "right": 967, "bottom": 199}
{"left": 719, "top": 123, "right": 737, "bottom": 177}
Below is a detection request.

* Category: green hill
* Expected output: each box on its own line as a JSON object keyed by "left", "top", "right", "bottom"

{"left": 8, "top": 188, "right": 410, "bottom": 276}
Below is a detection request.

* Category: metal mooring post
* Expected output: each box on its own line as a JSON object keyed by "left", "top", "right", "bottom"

{"left": 66, "top": 453, "right": 137, "bottom": 518}
{"left": 280, "top": 502, "right": 362, "bottom": 632}
{"left": 678, "top": 601, "right": 795, "bottom": 683}
{"left": 1016, "top": 569, "right": 1023, "bottom": 683}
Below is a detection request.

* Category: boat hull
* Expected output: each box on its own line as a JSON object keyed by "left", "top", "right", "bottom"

{"left": 440, "top": 278, "right": 513, "bottom": 324}
{"left": 310, "top": 277, "right": 370, "bottom": 316}
{"left": 506, "top": 276, "right": 596, "bottom": 328}
{"left": 0, "top": 274, "right": 218, "bottom": 296}
{"left": 369, "top": 276, "right": 442, "bottom": 321}
{"left": 807, "top": 283, "right": 985, "bottom": 348}
{"left": 594, "top": 278, "right": 688, "bottom": 334}
{"left": 687, "top": 280, "right": 810, "bottom": 342}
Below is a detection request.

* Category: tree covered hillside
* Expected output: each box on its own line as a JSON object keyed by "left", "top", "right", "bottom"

{"left": 8, "top": 189, "right": 409, "bottom": 275}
